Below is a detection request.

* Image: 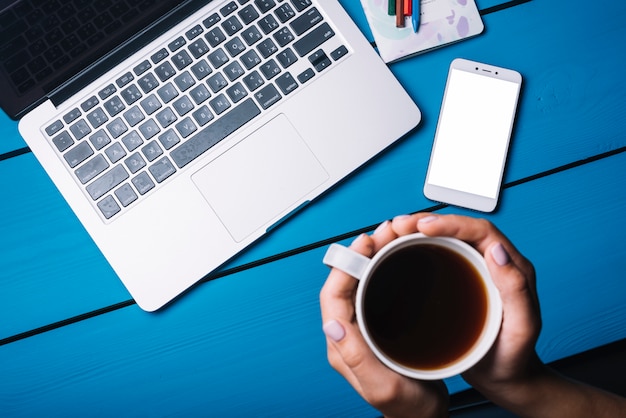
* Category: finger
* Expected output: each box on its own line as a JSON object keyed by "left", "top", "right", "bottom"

{"left": 369, "top": 220, "right": 399, "bottom": 252}
{"left": 390, "top": 213, "right": 434, "bottom": 236}
{"left": 417, "top": 214, "right": 527, "bottom": 267}
{"left": 320, "top": 234, "right": 375, "bottom": 325}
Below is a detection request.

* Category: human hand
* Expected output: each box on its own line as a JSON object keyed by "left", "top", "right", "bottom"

{"left": 320, "top": 213, "right": 449, "bottom": 418}
{"left": 410, "top": 214, "right": 542, "bottom": 395}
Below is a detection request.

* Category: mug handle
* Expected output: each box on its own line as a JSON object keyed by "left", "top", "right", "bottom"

{"left": 323, "top": 243, "right": 371, "bottom": 280}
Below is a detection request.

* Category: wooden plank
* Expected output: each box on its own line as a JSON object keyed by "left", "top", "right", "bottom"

{"left": 1, "top": 0, "right": 626, "bottom": 339}
{"left": 1, "top": 149, "right": 625, "bottom": 415}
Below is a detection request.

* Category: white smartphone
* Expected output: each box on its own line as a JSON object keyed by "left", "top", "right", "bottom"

{"left": 424, "top": 58, "right": 522, "bottom": 212}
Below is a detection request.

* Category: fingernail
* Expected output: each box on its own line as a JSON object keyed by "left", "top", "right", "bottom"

{"left": 374, "top": 220, "right": 390, "bottom": 234}
{"left": 392, "top": 214, "right": 411, "bottom": 221}
{"left": 323, "top": 320, "right": 346, "bottom": 342}
{"left": 418, "top": 215, "right": 438, "bottom": 224}
{"left": 491, "top": 243, "right": 510, "bottom": 266}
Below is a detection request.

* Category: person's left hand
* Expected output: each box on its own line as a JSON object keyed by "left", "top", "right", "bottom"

{"left": 319, "top": 214, "right": 449, "bottom": 418}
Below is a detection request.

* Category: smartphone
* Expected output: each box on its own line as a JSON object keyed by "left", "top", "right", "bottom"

{"left": 423, "top": 58, "right": 522, "bottom": 212}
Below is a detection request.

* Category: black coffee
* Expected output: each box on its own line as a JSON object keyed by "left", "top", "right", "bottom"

{"left": 363, "top": 244, "right": 487, "bottom": 370}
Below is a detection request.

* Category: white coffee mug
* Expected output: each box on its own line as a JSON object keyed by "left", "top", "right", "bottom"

{"left": 323, "top": 233, "right": 502, "bottom": 380}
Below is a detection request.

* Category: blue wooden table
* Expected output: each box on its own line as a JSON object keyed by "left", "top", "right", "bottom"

{"left": 1, "top": 0, "right": 625, "bottom": 415}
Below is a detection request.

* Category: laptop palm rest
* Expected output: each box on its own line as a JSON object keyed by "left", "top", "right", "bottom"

{"left": 192, "top": 114, "right": 329, "bottom": 242}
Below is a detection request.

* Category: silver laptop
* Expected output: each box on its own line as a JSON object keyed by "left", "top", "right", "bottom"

{"left": 2, "top": 0, "right": 421, "bottom": 311}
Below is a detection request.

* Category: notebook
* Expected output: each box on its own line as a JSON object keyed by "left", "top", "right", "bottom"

{"left": 1, "top": 0, "right": 421, "bottom": 311}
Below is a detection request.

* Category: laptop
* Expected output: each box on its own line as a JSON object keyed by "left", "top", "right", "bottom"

{"left": 1, "top": 0, "right": 421, "bottom": 311}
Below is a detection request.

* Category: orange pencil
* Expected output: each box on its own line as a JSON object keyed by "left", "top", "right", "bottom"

{"left": 404, "top": 0, "right": 412, "bottom": 16}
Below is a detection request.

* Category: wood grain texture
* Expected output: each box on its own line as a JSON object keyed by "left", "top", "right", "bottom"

{"left": 0, "top": 144, "right": 625, "bottom": 416}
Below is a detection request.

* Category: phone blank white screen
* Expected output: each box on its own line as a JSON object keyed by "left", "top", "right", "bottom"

{"left": 428, "top": 69, "right": 519, "bottom": 199}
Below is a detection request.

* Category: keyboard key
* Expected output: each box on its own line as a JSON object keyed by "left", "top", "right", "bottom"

{"left": 238, "top": 5, "right": 259, "bottom": 24}
{"left": 207, "top": 73, "right": 228, "bottom": 93}
{"left": 208, "top": 48, "right": 229, "bottom": 69}
{"left": 189, "top": 84, "right": 211, "bottom": 104}
{"left": 255, "top": 0, "right": 276, "bottom": 14}
{"left": 202, "top": 13, "right": 221, "bottom": 29}
{"left": 240, "top": 49, "right": 262, "bottom": 69}
{"left": 171, "top": 50, "right": 193, "bottom": 70}
{"left": 210, "top": 93, "right": 231, "bottom": 115}
{"left": 275, "top": 72, "right": 298, "bottom": 95}
{"left": 69, "top": 119, "right": 92, "bottom": 140}
{"left": 331, "top": 45, "right": 349, "bottom": 61}
{"left": 225, "top": 36, "right": 246, "bottom": 57}
{"left": 104, "top": 96, "right": 125, "bottom": 117}
{"left": 257, "top": 38, "right": 278, "bottom": 58}
{"left": 171, "top": 98, "right": 260, "bottom": 168}
{"left": 122, "top": 131, "right": 143, "bottom": 151}
{"left": 105, "top": 142, "right": 127, "bottom": 163}
{"left": 173, "top": 96, "right": 195, "bottom": 116}
{"left": 185, "top": 24, "right": 204, "bottom": 40}
{"left": 258, "top": 15, "right": 279, "bottom": 34}
{"left": 125, "top": 152, "right": 146, "bottom": 173}
{"left": 116, "top": 72, "right": 134, "bottom": 87}
{"left": 275, "top": 4, "right": 296, "bottom": 23}
{"left": 86, "top": 164, "right": 128, "bottom": 200}
{"left": 89, "top": 129, "right": 111, "bottom": 150}
{"left": 188, "top": 38, "right": 210, "bottom": 59}
{"left": 290, "top": 7, "right": 322, "bottom": 36}
{"left": 140, "top": 94, "right": 162, "bottom": 115}
{"left": 99, "top": 84, "right": 117, "bottom": 100}
{"left": 80, "top": 96, "right": 99, "bottom": 112}
{"left": 121, "top": 85, "right": 142, "bottom": 105}
{"left": 133, "top": 60, "right": 151, "bottom": 76}
{"left": 151, "top": 48, "right": 169, "bottom": 64}
{"left": 276, "top": 48, "right": 298, "bottom": 68}
{"left": 293, "top": 22, "right": 334, "bottom": 57}
{"left": 157, "top": 82, "right": 179, "bottom": 103}
{"left": 106, "top": 117, "right": 128, "bottom": 139}
{"left": 192, "top": 105, "right": 214, "bottom": 127}
{"left": 137, "top": 73, "right": 159, "bottom": 93}
{"left": 260, "top": 59, "right": 281, "bottom": 80}
{"left": 115, "top": 183, "right": 138, "bottom": 207}
{"left": 76, "top": 154, "right": 109, "bottom": 184}
{"left": 220, "top": 1, "right": 238, "bottom": 17}
{"left": 297, "top": 68, "right": 315, "bottom": 83}
{"left": 254, "top": 84, "right": 281, "bottom": 109}
{"left": 97, "top": 195, "right": 121, "bottom": 219}
{"left": 168, "top": 36, "right": 186, "bottom": 52}
{"left": 158, "top": 129, "right": 181, "bottom": 150}
{"left": 241, "top": 25, "right": 262, "bottom": 46}
{"left": 155, "top": 62, "right": 176, "bottom": 81}
{"left": 46, "top": 120, "right": 64, "bottom": 137}
{"left": 206, "top": 27, "right": 227, "bottom": 47}
{"left": 123, "top": 105, "right": 145, "bottom": 127}
{"left": 243, "top": 70, "right": 265, "bottom": 91}
{"left": 149, "top": 157, "right": 176, "bottom": 183}
{"left": 174, "top": 71, "right": 196, "bottom": 92}
{"left": 227, "top": 81, "right": 248, "bottom": 103}
{"left": 175, "top": 117, "right": 198, "bottom": 138}
{"left": 156, "top": 108, "right": 178, "bottom": 128}
{"left": 222, "top": 16, "right": 243, "bottom": 36}
{"left": 52, "top": 131, "right": 74, "bottom": 152}
{"left": 65, "top": 141, "right": 94, "bottom": 168}
{"left": 274, "top": 27, "right": 295, "bottom": 47}
{"left": 138, "top": 119, "right": 160, "bottom": 140}
{"left": 309, "top": 49, "right": 331, "bottom": 71}
{"left": 191, "top": 59, "right": 213, "bottom": 80}
{"left": 63, "top": 107, "right": 82, "bottom": 124}
{"left": 132, "top": 171, "right": 155, "bottom": 195}
{"left": 291, "top": 0, "right": 312, "bottom": 12}
{"left": 141, "top": 141, "right": 163, "bottom": 162}
{"left": 86, "top": 107, "right": 109, "bottom": 128}
{"left": 224, "top": 61, "right": 245, "bottom": 81}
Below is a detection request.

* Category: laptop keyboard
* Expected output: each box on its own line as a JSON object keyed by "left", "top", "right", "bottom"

{"left": 42, "top": 0, "right": 349, "bottom": 220}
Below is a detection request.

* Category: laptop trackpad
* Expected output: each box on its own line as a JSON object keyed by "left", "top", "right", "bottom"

{"left": 192, "top": 114, "right": 329, "bottom": 242}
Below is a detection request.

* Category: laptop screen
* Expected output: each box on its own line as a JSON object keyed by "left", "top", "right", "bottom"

{"left": 0, "top": 0, "right": 206, "bottom": 120}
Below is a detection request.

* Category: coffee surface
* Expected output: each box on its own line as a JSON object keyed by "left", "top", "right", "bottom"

{"left": 363, "top": 244, "right": 487, "bottom": 370}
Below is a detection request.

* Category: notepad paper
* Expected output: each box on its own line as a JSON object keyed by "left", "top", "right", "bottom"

{"left": 361, "top": 0, "right": 484, "bottom": 63}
